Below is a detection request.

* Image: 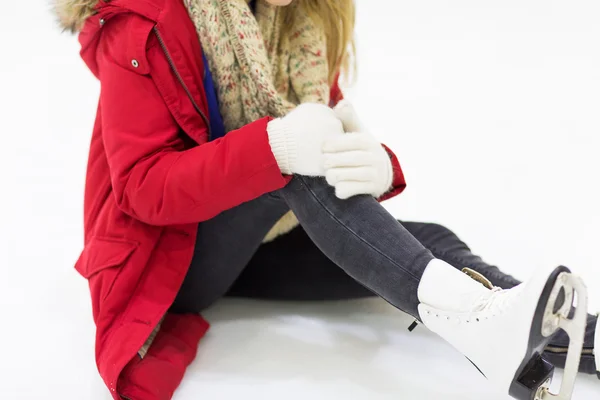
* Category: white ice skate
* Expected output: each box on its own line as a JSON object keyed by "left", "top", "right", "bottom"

{"left": 419, "top": 265, "right": 588, "bottom": 400}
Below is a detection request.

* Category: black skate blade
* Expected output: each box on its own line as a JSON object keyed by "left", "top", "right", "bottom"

{"left": 508, "top": 266, "right": 570, "bottom": 400}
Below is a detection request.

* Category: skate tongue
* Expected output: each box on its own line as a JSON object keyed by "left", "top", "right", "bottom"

{"left": 472, "top": 287, "right": 512, "bottom": 313}
{"left": 462, "top": 268, "right": 494, "bottom": 290}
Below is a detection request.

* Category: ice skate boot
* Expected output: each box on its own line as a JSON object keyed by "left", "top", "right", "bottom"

{"left": 419, "top": 264, "right": 588, "bottom": 400}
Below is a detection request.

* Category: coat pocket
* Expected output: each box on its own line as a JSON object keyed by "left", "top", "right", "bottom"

{"left": 75, "top": 236, "right": 138, "bottom": 304}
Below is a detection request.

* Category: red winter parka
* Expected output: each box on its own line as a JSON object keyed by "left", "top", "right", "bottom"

{"left": 56, "top": 0, "right": 407, "bottom": 398}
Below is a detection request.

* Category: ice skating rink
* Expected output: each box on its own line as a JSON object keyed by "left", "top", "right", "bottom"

{"left": 1, "top": 1, "right": 598, "bottom": 399}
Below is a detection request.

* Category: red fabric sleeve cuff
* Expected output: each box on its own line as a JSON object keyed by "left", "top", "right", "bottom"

{"left": 378, "top": 144, "right": 407, "bottom": 202}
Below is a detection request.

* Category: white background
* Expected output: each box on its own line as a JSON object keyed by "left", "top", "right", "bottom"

{"left": 1, "top": 0, "right": 599, "bottom": 399}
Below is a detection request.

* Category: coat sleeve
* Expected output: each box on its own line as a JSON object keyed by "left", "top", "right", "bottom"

{"left": 99, "top": 58, "right": 287, "bottom": 226}
{"left": 329, "top": 76, "right": 407, "bottom": 201}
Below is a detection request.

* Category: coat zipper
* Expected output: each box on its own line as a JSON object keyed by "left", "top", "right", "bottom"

{"left": 153, "top": 27, "right": 212, "bottom": 140}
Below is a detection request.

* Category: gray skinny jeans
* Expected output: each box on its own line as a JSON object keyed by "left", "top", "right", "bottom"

{"left": 171, "top": 176, "right": 434, "bottom": 318}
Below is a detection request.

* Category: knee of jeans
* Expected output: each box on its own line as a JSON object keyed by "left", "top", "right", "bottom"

{"left": 290, "top": 175, "right": 329, "bottom": 190}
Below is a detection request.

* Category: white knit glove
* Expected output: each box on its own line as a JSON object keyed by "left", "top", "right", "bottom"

{"left": 267, "top": 103, "right": 344, "bottom": 176}
{"left": 323, "top": 100, "right": 394, "bottom": 199}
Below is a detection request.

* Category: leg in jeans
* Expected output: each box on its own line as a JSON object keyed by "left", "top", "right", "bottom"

{"left": 227, "top": 225, "right": 376, "bottom": 301}
{"left": 401, "top": 222, "right": 521, "bottom": 289}
{"left": 276, "top": 176, "right": 433, "bottom": 318}
{"left": 229, "top": 221, "right": 521, "bottom": 300}
{"left": 172, "top": 175, "right": 433, "bottom": 319}
{"left": 170, "top": 193, "right": 290, "bottom": 313}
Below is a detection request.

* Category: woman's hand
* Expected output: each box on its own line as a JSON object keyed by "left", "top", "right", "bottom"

{"left": 323, "top": 101, "right": 394, "bottom": 199}
{"left": 267, "top": 103, "right": 344, "bottom": 176}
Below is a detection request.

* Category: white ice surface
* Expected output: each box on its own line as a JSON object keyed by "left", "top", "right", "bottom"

{"left": 1, "top": 1, "right": 599, "bottom": 399}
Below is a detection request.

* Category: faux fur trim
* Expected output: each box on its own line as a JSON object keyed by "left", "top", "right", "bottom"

{"left": 53, "top": 0, "right": 101, "bottom": 33}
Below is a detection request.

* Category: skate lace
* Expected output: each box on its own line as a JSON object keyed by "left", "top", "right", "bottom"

{"left": 473, "top": 286, "right": 513, "bottom": 314}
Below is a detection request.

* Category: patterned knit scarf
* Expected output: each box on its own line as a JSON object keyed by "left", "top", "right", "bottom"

{"left": 184, "top": 0, "right": 331, "bottom": 241}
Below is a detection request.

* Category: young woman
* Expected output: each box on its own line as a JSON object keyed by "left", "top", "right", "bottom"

{"left": 55, "top": 0, "right": 598, "bottom": 399}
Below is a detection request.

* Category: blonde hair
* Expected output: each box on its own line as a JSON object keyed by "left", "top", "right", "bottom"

{"left": 282, "top": 0, "right": 356, "bottom": 85}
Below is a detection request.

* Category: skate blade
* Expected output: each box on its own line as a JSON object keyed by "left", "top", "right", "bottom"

{"left": 511, "top": 271, "right": 588, "bottom": 400}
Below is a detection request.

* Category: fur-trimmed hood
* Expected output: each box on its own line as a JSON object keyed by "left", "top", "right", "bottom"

{"left": 53, "top": 0, "right": 100, "bottom": 33}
